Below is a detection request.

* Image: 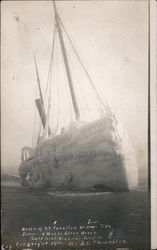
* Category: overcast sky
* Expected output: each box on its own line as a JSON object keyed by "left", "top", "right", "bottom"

{"left": 1, "top": 0, "right": 148, "bottom": 173}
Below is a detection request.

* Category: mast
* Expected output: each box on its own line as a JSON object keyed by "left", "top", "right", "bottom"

{"left": 34, "top": 55, "right": 44, "bottom": 104}
{"left": 34, "top": 56, "right": 47, "bottom": 129}
{"left": 53, "top": 1, "right": 80, "bottom": 121}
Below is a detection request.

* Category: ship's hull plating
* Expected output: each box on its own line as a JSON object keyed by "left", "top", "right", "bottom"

{"left": 19, "top": 113, "right": 138, "bottom": 191}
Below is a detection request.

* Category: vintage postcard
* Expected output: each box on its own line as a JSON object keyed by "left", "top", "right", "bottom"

{"left": 1, "top": 1, "right": 156, "bottom": 249}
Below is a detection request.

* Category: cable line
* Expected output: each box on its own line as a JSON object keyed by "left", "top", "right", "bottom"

{"left": 58, "top": 15, "right": 108, "bottom": 113}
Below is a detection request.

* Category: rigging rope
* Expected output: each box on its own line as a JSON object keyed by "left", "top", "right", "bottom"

{"left": 66, "top": 45, "right": 93, "bottom": 121}
{"left": 58, "top": 15, "right": 108, "bottom": 113}
{"left": 67, "top": 52, "right": 86, "bottom": 121}
{"left": 63, "top": 47, "right": 74, "bottom": 123}
{"left": 44, "top": 23, "right": 56, "bottom": 103}
{"left": 42, "top": 21, "right": 56, "bottom": 138}
{"left": 32, "top": 85, "right": 38, "bottom": 147}
{"left": 50, "top": 32, "right": 57, "bottom": 136}
{"left": 54, "top": 33, "right": 60, "bottom": 135}
{"left": 44, "top": 29, "right": 56, "bottom": 137}
{"left": 58, "top": 40, "right": 73, "bottom": 129}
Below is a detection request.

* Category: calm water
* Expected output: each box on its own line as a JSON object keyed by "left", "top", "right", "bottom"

{"left": 2, "top": 186, "right": 149, "bottom": 250}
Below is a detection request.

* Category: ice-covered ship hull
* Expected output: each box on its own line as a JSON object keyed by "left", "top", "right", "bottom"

{"left": 19, "top": 113, "right": 138, "bottom": 191}
{"left": 19, "top": 2, "right": 138, "bottom": 191}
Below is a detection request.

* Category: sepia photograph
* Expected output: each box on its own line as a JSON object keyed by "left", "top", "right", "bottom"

{"left": 1, "top": 1, "right": 152, "bottom": 249}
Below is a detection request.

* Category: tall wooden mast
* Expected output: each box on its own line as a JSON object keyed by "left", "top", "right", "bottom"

{"left": 53, "top": 1, "right": 80, "bottom": 121}
{"left": 34, "top": 55, "right": 44, "bottom": 105}
{"left": 34, "top": 55, "right": 47, "bottom": 129}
